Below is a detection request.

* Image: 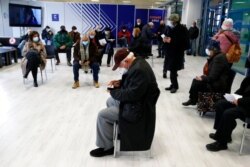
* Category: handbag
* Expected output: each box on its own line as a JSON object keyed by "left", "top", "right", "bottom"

{"left": 197, "top": 92, "right": 224, "bottom": 113}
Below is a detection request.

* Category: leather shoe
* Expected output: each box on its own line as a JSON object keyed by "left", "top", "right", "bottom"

{"left": 67, "top": 62, "right": 72, "bottom": 66}
{"left": 182, "top": 99, "right": 196, "bottom": 106}
{"left": 209, "top": 133, "right": 232, "bottom": 143}
{"left": 170, "top": 88, "right": 177, "bottom": 93}
{"left": 165, "top": 86, "right": 172, "bottom": 91}
{"left": 33, "top": 82, "right": 38, "bottom": 87}
{"left": 90, "top": 147, "right": 114, "bottom": 157}
{"left": 206, "top": 142, "right": 227, "bottom": 152}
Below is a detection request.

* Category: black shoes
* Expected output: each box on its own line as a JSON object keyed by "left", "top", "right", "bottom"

{"left": 170, "top": 88, "right": 177, "bottom": 93}
{"left": 182, "top": 99, "right": 196, "bottom": 106}
{"left": 33, "top": 81, "right": 38, "bottom": 87}
{"left": 67, "top": 61, "right": 72, "bottom": 66}
{"left": 90, "top": 147, "right": 114, "bottom": 157}
{"left": 163, "top": 73, "right": 167, "bottom": 78}
{"left": 209, "top": 133, "right": 232, "bottom": 143}
{"left": 206, "top": 142, "right": 227, "bottom": 152}
{"left": 165, "top": 86, "right": 172, "bottom": 91}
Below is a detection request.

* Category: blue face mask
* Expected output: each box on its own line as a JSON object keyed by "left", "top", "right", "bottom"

{"left": 82, "top": 41, "right": 89, "bottom": 46}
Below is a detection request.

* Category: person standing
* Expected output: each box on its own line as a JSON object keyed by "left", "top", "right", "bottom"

{"left": 54, "top": 25, "right": 73, "bottom": 66}
{"left": 157, "top": 20, "right": 166, "bottom": 58}
{"left": 134, "top": 18, "right": 144, "bottom": 31}
{"left": 163, "top": 14, "right": 189, "bottom": 93}
{"left": 141, "top": 22, "right": 155, "bottom": 57}
{"left": 188, "top": 21, "right": 199, "bottom": 56}
{"left": 69, "top": 26, "right": 81, "bottom": 63}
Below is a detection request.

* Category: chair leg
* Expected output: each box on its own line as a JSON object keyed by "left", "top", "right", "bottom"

{"left": 40, "top": 68, "right": 43, "bottom": 84}
{"left": 51, "top": 59, "right": 53, "bottom": 72}
{"left": 240, "top": 123, "right": 247, "bottom": 155}
{"left": 113, "top": 122, "right": 119, "bottom": 158}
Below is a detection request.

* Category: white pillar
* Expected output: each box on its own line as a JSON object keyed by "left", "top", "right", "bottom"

{"left": 181, "top": 0, "right": 202, "bottom": 27}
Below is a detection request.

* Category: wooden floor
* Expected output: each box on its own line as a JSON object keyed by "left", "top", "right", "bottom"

{"left": 0, "top": 47, "right": 249, "bottom": 167}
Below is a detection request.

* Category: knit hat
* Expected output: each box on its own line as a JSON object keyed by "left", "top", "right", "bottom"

{"left": 168, "top": 13, "right": 180, "bottom": 22}
{"left": 221, "top": 18, "right": 233, "bottom": 30}
{"left": 207, "top": 40, "right": 221, "bottom": 51}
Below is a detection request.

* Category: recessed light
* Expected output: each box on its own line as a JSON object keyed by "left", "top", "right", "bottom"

{"left": 91, "top": 0, "right": 100, "bottom": 2}
{"left": 123, "top": 1, "right": 131, "bottom": 3}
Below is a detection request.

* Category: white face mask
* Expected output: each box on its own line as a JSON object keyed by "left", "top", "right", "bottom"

{"left": 122, "top": 30, "right": 126, "bottom": 32}
{"left": 205, "top": 48, "right": 210, "bottom": 56}
{"left": 82, "top": 41, "right": 89, "bottom": 46}
{"left": 89, "top": 35, "right": 95, "bottom": 39}
{"left": 137, "top": 22, "right": 141, "bottom": 25}
{"left": 33, "top": 37, "right": 39, "bottom": 42}
{"left": 74, "top": 30, "right": 77, "bottom": 33}
{"left": 118, "top": 67, "right": 128, "bottom": 75}
{"left": 104, "top": 31, "right": 110, "bottom": 35}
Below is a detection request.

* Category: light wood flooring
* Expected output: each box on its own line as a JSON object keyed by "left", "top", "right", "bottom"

{"left": 0, "top": 47, "right": 249, "bottom": 167}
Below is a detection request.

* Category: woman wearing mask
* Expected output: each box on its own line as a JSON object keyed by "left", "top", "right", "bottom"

{"left": 22, "top": 31, "right": 47, "bottom": 87}
{"left": 182, "top": 40, "right": 230, "bottom": 106}
{"left": 72, "top": 33, "right": 100, "bottom": 89}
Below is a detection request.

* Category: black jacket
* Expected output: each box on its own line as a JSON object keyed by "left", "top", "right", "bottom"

{"left": 141, "top": 24, "right": 154, "bottom": 44}
{"left": 157, "top": 24, "right": 166, "bottom": 41}
{"left": 188, "top": 26, "right": 199, "bottom": 39}
{"left": 164, "top": 23, "right": 188, "bottom": 71}
{"left": 235, "top": 77, "right": 250, "bottom": 117}
{"left": 201, "top": 53, "right": 230, "bottom": 92}
{"left": 110, "top": 57, "right": 160, "bottom": 151}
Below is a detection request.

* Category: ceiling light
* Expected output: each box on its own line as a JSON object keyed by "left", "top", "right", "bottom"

{"left": 91, "top": 0, "right": 100, "bottom": 2}
{"left": 155, "top": 2, "right": 164, "bottom": 5}
{"left": 123, "top": 1, "right": 131, "bottom": 3}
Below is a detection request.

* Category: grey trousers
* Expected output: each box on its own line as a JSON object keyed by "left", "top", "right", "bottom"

{"left": 96, "top": 97, "right": 120, "bottom": 150}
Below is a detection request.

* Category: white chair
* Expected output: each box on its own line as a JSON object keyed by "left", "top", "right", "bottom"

{"left": 239, "top": 117, "right": 250, "bottom": 155}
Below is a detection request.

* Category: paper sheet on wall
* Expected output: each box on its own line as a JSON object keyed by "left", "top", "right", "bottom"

{"left": 224, "top": 93, "right": 242, "bottom": 102}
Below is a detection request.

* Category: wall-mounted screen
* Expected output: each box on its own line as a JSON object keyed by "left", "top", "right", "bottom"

{"left": 9, "top": 3, "right": 42, "bottom": 27}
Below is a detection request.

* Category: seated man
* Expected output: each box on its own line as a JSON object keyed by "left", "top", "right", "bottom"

{"left": 54, "top": 25, "right": 73, "bottom": 66}
{"left": 90, "top": 48, "right": 160, "bottom": 157}
{"left": 117, "top": 26, "right": 131, "bottom": 47}
{"left": 206, "top": 77, "right": 250, "bottom": 152}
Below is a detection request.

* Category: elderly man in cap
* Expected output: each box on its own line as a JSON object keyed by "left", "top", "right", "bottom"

{"left": 54, "top": 25, "right": 73, "bottom": 66}
{"left": 163, "top": 13, "right": 189, "bottom": 93}
{"left": 90, "top": 48, "right": 160, "bottom": 157}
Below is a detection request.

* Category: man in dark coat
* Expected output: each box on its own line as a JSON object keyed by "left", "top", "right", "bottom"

{"left": 163, "top": 13, "right": 189, "bottom": 93}
{"left": 141, "top": 22, "right": 155, "bottom": 57}
{"left": 68, "top": 26, "right": 81, "bottom": 64}
{"left": 188, "top": 21, "right": 199, "bottom": 56}
{"left": 134, "top": 18, "right": 144, "bottom": 31}
{"left": 90, "top": 48, "right": 160, "bottom": 157}
{"left": 157, "top": 20, "right": 166, "bottom": 58}
{"left": 206, "top": 77, "right": 250, "bottom": 152}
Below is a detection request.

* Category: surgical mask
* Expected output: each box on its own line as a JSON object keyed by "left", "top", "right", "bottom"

{"left": 74, "top": 30, "right": 77, "bottom": 33}
{"left": 33, "top": 37, "right": 39, "bottom": 42}
{"left": 118, "top": 67, "right": 128, "bottom": 75}
{"left": 169, "top": 22, "right": 174, "bottom": 28}
{"left": 89, "top": 35, "right": 95, "bottom": 39}
{"left": 122, "top": 30, "right": 126, "bottom": 32}
{"left": 137, "top": 22, "right": 141, "bottom": 25}
{"left": 46, "top": 28, "right": 50, "bottom": 32}
{"left": 82, "top": 41, "right": 89, "bottom": 46}
{"left": 104, "top": 31, "right": 110, "bottom": 35}
{"left": 205, "top": 48, "right": 210, "bottom": 56}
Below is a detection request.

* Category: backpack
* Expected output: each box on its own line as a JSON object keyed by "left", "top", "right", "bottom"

{"left": 224, "top": 34, "right": 242, "bottom": 63}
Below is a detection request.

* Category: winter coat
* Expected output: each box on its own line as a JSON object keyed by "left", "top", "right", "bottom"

{"left": 235, "top": 77, "right": 250, "bottom": 117}
{"left": 164, "top": 23, "right": 188, "bottom": 71}
{"left": 79, "top": 40, "right": 99, "bottom": 65}
{"left": 141, "top": 24, "right": 154, "bottom": 44}
{"left": 201, "top": 53, "right": 230, "bottom": 93}
{"left": 68, "top": 31, "right": 81, "bottom": 47}
{"left": 42, "top": 29, "right": 54, "bottom": 41}
{"left": 118, "top": 30, "right": 131, "bottom": 44}
{"left": 188, "top": 26, "right": 199, "bottom": 39}
{"left": 21, "top": 41, "right": 47, "bottom": 70}
{"left": 110, "top": 57, "right": 160, "bottom": 151}
{"left": 213, "top": 29, "right": 240, "bottom": 54}
{"left": 54, "top": 31, "right": 73, "bottom": 49}
{"left": 157, "top": 24, "right": 166, "bottom": 41}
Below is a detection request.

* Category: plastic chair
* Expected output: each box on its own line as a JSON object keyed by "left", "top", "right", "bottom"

{"left": 239, "top": 117, "right": 250, "bottom": 155}
{"left": 45, "top": 45, "right": 57, "bottom": 72}
{"left": 113, "top": 121, "right": 152, "bottom": 158}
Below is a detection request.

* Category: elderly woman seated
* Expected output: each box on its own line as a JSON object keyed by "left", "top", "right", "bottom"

{"left": 182, "top": 40, "right": 230, "bottom": 106}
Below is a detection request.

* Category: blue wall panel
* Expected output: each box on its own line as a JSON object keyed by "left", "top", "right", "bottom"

{"left": 117, "top": 5, "right": 135, "bottom": 33}
{"left": 135, "top": 9, "right": 149, "bottom": 26}
{"left": 149, "top": 9, "right": 165, "bottom": 33}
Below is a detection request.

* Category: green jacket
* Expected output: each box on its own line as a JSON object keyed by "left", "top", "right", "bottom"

{"left": 54, "top": 31, "right": 73, "bottom": 48}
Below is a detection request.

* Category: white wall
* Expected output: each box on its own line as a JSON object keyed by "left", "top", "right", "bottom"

{"left": 181, "top": 0, "right": 202, "bottom": 27}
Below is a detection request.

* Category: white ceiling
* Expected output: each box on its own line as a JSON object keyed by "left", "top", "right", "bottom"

{"left": 37, "top": 0, "right": 172, "bottom": 8}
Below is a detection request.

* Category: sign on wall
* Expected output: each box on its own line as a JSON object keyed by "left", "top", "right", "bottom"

{"left": 52, "top": 14, "right": 59, "bottom": 21}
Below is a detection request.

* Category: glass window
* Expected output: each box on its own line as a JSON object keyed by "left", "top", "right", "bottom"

{"left": 231, "top": 0, "right": 250, "bottom": 10}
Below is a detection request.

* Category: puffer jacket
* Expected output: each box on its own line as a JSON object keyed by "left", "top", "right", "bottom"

{"left": 213, "top": 29, "right": 240, "bottom": 54}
